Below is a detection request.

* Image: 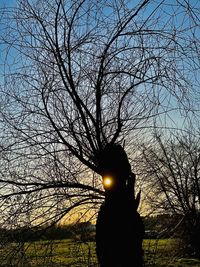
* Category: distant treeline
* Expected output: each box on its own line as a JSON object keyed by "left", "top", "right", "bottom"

{"left": 143, "top": 213, "right": 184, "bottom": 238}
{"left": 0, "top": 221, "right": 95, "bottom": 243}
{"left": 0, "top": 214, "right": 184, "bottom": 243}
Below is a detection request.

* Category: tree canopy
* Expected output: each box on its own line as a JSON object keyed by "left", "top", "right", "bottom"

{"left": 0, "top": 0, "right": 200, "bottom": 228}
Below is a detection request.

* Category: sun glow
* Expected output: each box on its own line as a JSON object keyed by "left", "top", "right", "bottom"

{"left": 103, "top": 176, "right": 113, "bottom": 188}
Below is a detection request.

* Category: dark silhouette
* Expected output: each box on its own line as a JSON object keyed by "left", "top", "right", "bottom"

{"left": 183, "top": 207, "right": 200, "bottom": 258}
{"left": 96, "top": 144, "right": 144, "bottom": 267}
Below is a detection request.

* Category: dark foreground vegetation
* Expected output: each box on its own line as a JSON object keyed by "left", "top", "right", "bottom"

{"left": 0, "top": 219, "right": 200, "bottom": 266}
{"left": 0, "top": 238, "right": 200, "bottom": 267}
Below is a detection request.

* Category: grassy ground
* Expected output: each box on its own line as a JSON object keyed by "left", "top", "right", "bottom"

{"left": 0, "top": 238, "right": 200, "bottom": 266}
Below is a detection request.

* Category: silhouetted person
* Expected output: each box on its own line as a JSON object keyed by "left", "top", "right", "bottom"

{"left": 96, "top": 144, "right": 144, "bottom": 267}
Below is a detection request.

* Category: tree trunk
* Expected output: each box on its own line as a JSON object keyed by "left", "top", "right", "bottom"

{"left": 95, "top": 144, "right": 144, "bottom": 267}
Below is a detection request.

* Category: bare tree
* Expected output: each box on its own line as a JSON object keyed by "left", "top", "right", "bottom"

{"left": 140, "top": 132, "right": 200, "bottom": 258}
{"left": 0, "top": 0, "right": 200, "bottom": 265}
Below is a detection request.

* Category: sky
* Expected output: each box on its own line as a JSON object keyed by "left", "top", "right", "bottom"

{"left": 0, "top": 0, "right": 199, "bottom": 131}
{"left": 0, "top": 0, "right": 18, "bottom": 85}
{"left": 0, "top": 0, "right": 16, "bottom": 8}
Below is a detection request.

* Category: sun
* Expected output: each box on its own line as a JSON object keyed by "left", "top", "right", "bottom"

{"left": 103, "top": 176, "right": 113, "bottom": 188}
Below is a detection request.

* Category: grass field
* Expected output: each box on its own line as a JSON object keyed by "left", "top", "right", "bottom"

{"left": 0, "top": 238, "right": 200, "bottom": 266}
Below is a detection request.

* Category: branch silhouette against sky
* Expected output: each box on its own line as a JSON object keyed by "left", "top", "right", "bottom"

{"left": 0, "top": 0, "right": 199, "bottom": 229}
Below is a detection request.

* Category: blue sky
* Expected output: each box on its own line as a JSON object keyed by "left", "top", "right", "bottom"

{"left": 0, "top": 0, "right": 199, "bottom": 131}
{"left": 0, "top": 0, "right": 18, "bottom": 84}
{"left": 0, "top": 0, "right": 16, "bottom": 8}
